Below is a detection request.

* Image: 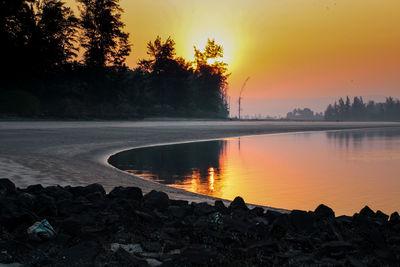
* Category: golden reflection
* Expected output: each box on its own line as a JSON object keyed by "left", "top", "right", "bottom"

{"left": 121, "top": 129, "right": 400, "bottom": 216}
{"left": 209, "top": 167, "right": 215, "bottom": 191}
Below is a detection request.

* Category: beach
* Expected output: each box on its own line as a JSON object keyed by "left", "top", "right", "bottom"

{"left": 1, "top": 120, "right": 399, "bottom": 210}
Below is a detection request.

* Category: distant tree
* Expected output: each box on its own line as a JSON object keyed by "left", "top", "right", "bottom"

{"left": 324, "top": 96, "right": 400, "bottom": 121}
{"left": 77, "top": 0, "right": 131, "bottom": 67}
{"left": 286, "top": 108, "right": 322, "bottom": 120}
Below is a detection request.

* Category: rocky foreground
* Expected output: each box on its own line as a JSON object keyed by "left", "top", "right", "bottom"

{"left": 0, "top": 179, "right": 399, "bottom": 266}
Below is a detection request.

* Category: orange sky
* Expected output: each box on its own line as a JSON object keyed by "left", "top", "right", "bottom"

{"left": 67, "top": 0, "right": 400, "bottom": 116}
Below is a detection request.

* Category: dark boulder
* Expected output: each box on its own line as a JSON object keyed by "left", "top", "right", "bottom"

{"left": 229, "top": 196, "right": 249, "bottom": 211}
{"left": 17, "top": 192, "right": 36, "bottom": 210}
{"left": 168, "top": 206, "right": 187, "bottom": 219}
{"left": 36, "top": 194, "right": 58, "bottom": 217}
{"left": 193, "top": 202, "right": 216, "bottom": 216}
{"left": 290, "top": 210, "right": 315, "bottom": 233}
{"left": 314, "top": 204, "right": 335, "bottom": 219}
{"left": 319, "top": 241, "right": 354, "bottom": 259}
{"left": 182, "top": 245, "right": 219, "bottom": 265}
{"left": 108, "top": 186, "right": 143, "bottom": 201}
{"left": 169, "top": 199, "right": 188, "bottom": 206}
{"left": 86, "top": 191, "right": 105, "bottom": 202}
{"left": 270, "top": 214, "right": 290, "bottom": 239}
{"left": 82, "top": 184, "right": 106, "bottom": 196}
{"left": 251, "top": 207, "right": 265, "bottom": 217}
{"left": 0, "top": 198, "right": 36, "bottom": 230}
{"left": 0, "top": 178, "right": 16, "bottom": 196}
{"left": 144, "top": 190, "right": 169, "bottom": 211}
{"left": 26, "top": 184, "right": 44, "bottom": 194}
{"left": 214, "top": 200, "right": 228, "bottom": 214}
{"left": 59, "top": 217, "right": 83, "bottom": 237}
{"left": 375, "top": 210, "right": 389, "bottom": 222}
{"left": 389, "top": 212, "right": 399, "bottom": 224}
{"left": 44, "top": 186, "right": 73, "bottom": 201}
{"left": 360, "top": 206, "right": 375, "bottom": 217}
{"left": 55, "top": 241, "right": 100, "bottom": 266}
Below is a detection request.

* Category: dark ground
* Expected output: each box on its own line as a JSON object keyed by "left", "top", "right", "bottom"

{"left": 1, "top": 179, "right": 399, "bottom": 266}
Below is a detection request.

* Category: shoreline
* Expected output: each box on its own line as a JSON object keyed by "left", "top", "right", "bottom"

{"left": 1, "top": 121, "right": 400, "bottom": 213}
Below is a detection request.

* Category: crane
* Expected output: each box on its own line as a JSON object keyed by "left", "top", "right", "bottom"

{"left": 238, "top": 77, "right": 250, "bottom": 120}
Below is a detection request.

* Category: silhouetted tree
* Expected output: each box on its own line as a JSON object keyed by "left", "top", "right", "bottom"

{"left": 77, "top": 0, "right": 131, "bottom": 67}
{"left": 192, "top": 39, "right": 229, "bottom": 117}
{"left": 324, "top": 96, "right": 400, "bottom": 121}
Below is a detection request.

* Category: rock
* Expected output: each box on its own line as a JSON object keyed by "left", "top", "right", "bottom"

{"left": 290, "top": 210, "right": 315, "bottom": 233}
{"left": 168, "top": 206, "right": 187, "bottom": 219}
{"left": 108, "top": 186, "right": 143, "bottom": 201}
{"left": 146, "top": 258, "right": 162, "bottom": 267}
{"left": 389, "top": 212, "right": 399, "bottom": 224}
{"left": 17, "top": 193, "right": 36, "bottom": 210}
{"left": 36, "top": 194, "right": 58, "bottom": 217}
{"left": 44, "top": 186, "right": 73, "bottom": 201}
{"left": 82, "top": 183, "right": 106, "bottom": 196}
{"left": 214, "top": 200, "right": 228, "bottom": 213}
{"left": 229, "top": 196, "right": 248, "bottom": 211}
{"left": 314, "top": 204, "right": 335, "bottom": 219}
{"left": 319, "top": 241, "right": 354, "bottom": 259}
{"left": 144, "top": 190, "right": 169, "bottom": 211}
{"left": 142, "top": 241, "right": 163, "bottom": 252}
{"left": 251, "top": 207, "right": 265, "bottom": 217}
{"left": 0, "top": 178, "right": 16, "bottom": 196}
{"left": 270, "top": 214, "right": 290, "bottom": 239}
{"left": 375, "top": 210, "right": 389, "bottom": 222}
{"left": 0, "top": 200, "right": 36, "bottom": 230}
{"left": 26, "top": 184, "right": 44, "bottom": 194}
{"left": 110, "top": 243, "right": 143, "bottom": 254}
{"left": 59, "top": 218, "right": 82, "bottom": 237}
{"left": 56, "top": 241, "right": 99, "bottom": 266}
{"left": 264, "top": 210, "right": 281, "bottom": 222}
{"left": 193, "top": 202, "right": 216, "bottom": 216}
{"left": 359, "top": 206, "right": 375, "bottom": 217}
{"left": 182, "top": 245, "right": 218, "bottom": 265}
{"left": 169, "top": 199, "right": 188, "bottom": 206}
{"left": 86, "top": 191, "right": 105, "bottom": 202}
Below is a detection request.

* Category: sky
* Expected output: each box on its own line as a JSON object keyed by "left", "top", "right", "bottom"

{"left": 67, "top": 0, "right": 400, "bottom": 117}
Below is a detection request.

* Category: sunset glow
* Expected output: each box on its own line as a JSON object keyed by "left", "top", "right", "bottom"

{"left": 66, "top": 0, "right": 400, "bottom": 115}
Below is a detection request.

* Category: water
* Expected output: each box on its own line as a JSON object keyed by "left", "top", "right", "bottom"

{"left": 108, "top": 127, "right": 400, "bottom": 215}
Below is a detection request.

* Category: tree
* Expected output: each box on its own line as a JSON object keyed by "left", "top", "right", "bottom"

{"left": 78, "top": 0, "right": 131, "bottom": 67}
{"left": 192, "top": 39, "right": 229, "bottom": 117}
{"left": 35, "top": 0, "right": 78, "bottom": 68}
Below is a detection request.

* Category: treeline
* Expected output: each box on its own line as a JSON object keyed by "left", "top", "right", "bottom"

{"left": 325, "top": 96, "right": 400, "bottom": 121}
{"left": 286, "top": 108, "right": 323, "bottom": 121}
{"left": 0, "top": 0, "right": 229, "bottom": 118}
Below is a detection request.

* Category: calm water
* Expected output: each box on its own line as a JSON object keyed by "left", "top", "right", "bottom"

{"left": 108, "top": 127, "right": 400, "bottom": 215}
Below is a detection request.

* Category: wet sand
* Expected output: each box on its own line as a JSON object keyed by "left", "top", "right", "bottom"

{"left": 1, "top": 120, "right": 399, "bottom": 212}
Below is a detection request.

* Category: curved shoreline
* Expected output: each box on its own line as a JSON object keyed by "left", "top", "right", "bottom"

{"left": 1, "top": 120, "right": 400, "bottom": 213}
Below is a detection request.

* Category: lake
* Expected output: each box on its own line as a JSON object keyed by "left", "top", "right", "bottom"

{"left": 108, "top": 127, "right": 400, "bottom": 215}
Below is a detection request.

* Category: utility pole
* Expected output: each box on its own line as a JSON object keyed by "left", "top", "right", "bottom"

{"left": 238, "top": 77, "right": 250, "bottom": 120}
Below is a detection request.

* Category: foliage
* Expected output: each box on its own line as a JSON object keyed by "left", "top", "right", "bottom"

{"left": 0, "top": 0, "right": 229, "bottom": 119}
{"left": 286, "top": 108, "right": 323, "bottom": 121}
{"left": 324, "top": 97, "right": 400, "bottom": 121}
{"left": 77, "top": 0, "right": 130, "bottom": 67}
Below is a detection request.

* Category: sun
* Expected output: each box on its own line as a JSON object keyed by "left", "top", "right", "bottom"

{"left": 180, "top": 28, "right": 236, "bottom": 70}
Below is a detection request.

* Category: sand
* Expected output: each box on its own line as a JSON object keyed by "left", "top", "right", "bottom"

{"left": 1, "top": 120, "right": 399, "bottom": 212}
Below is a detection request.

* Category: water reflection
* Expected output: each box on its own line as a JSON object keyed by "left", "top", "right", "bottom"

{"left": 326, "top": 128, "right": 400, "bottom": 150}
{"left": 108, "top": 141, "right": 227, "bottom": 196}
{"left": 109, "top": 128, "right": 400, "bottom": 215}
